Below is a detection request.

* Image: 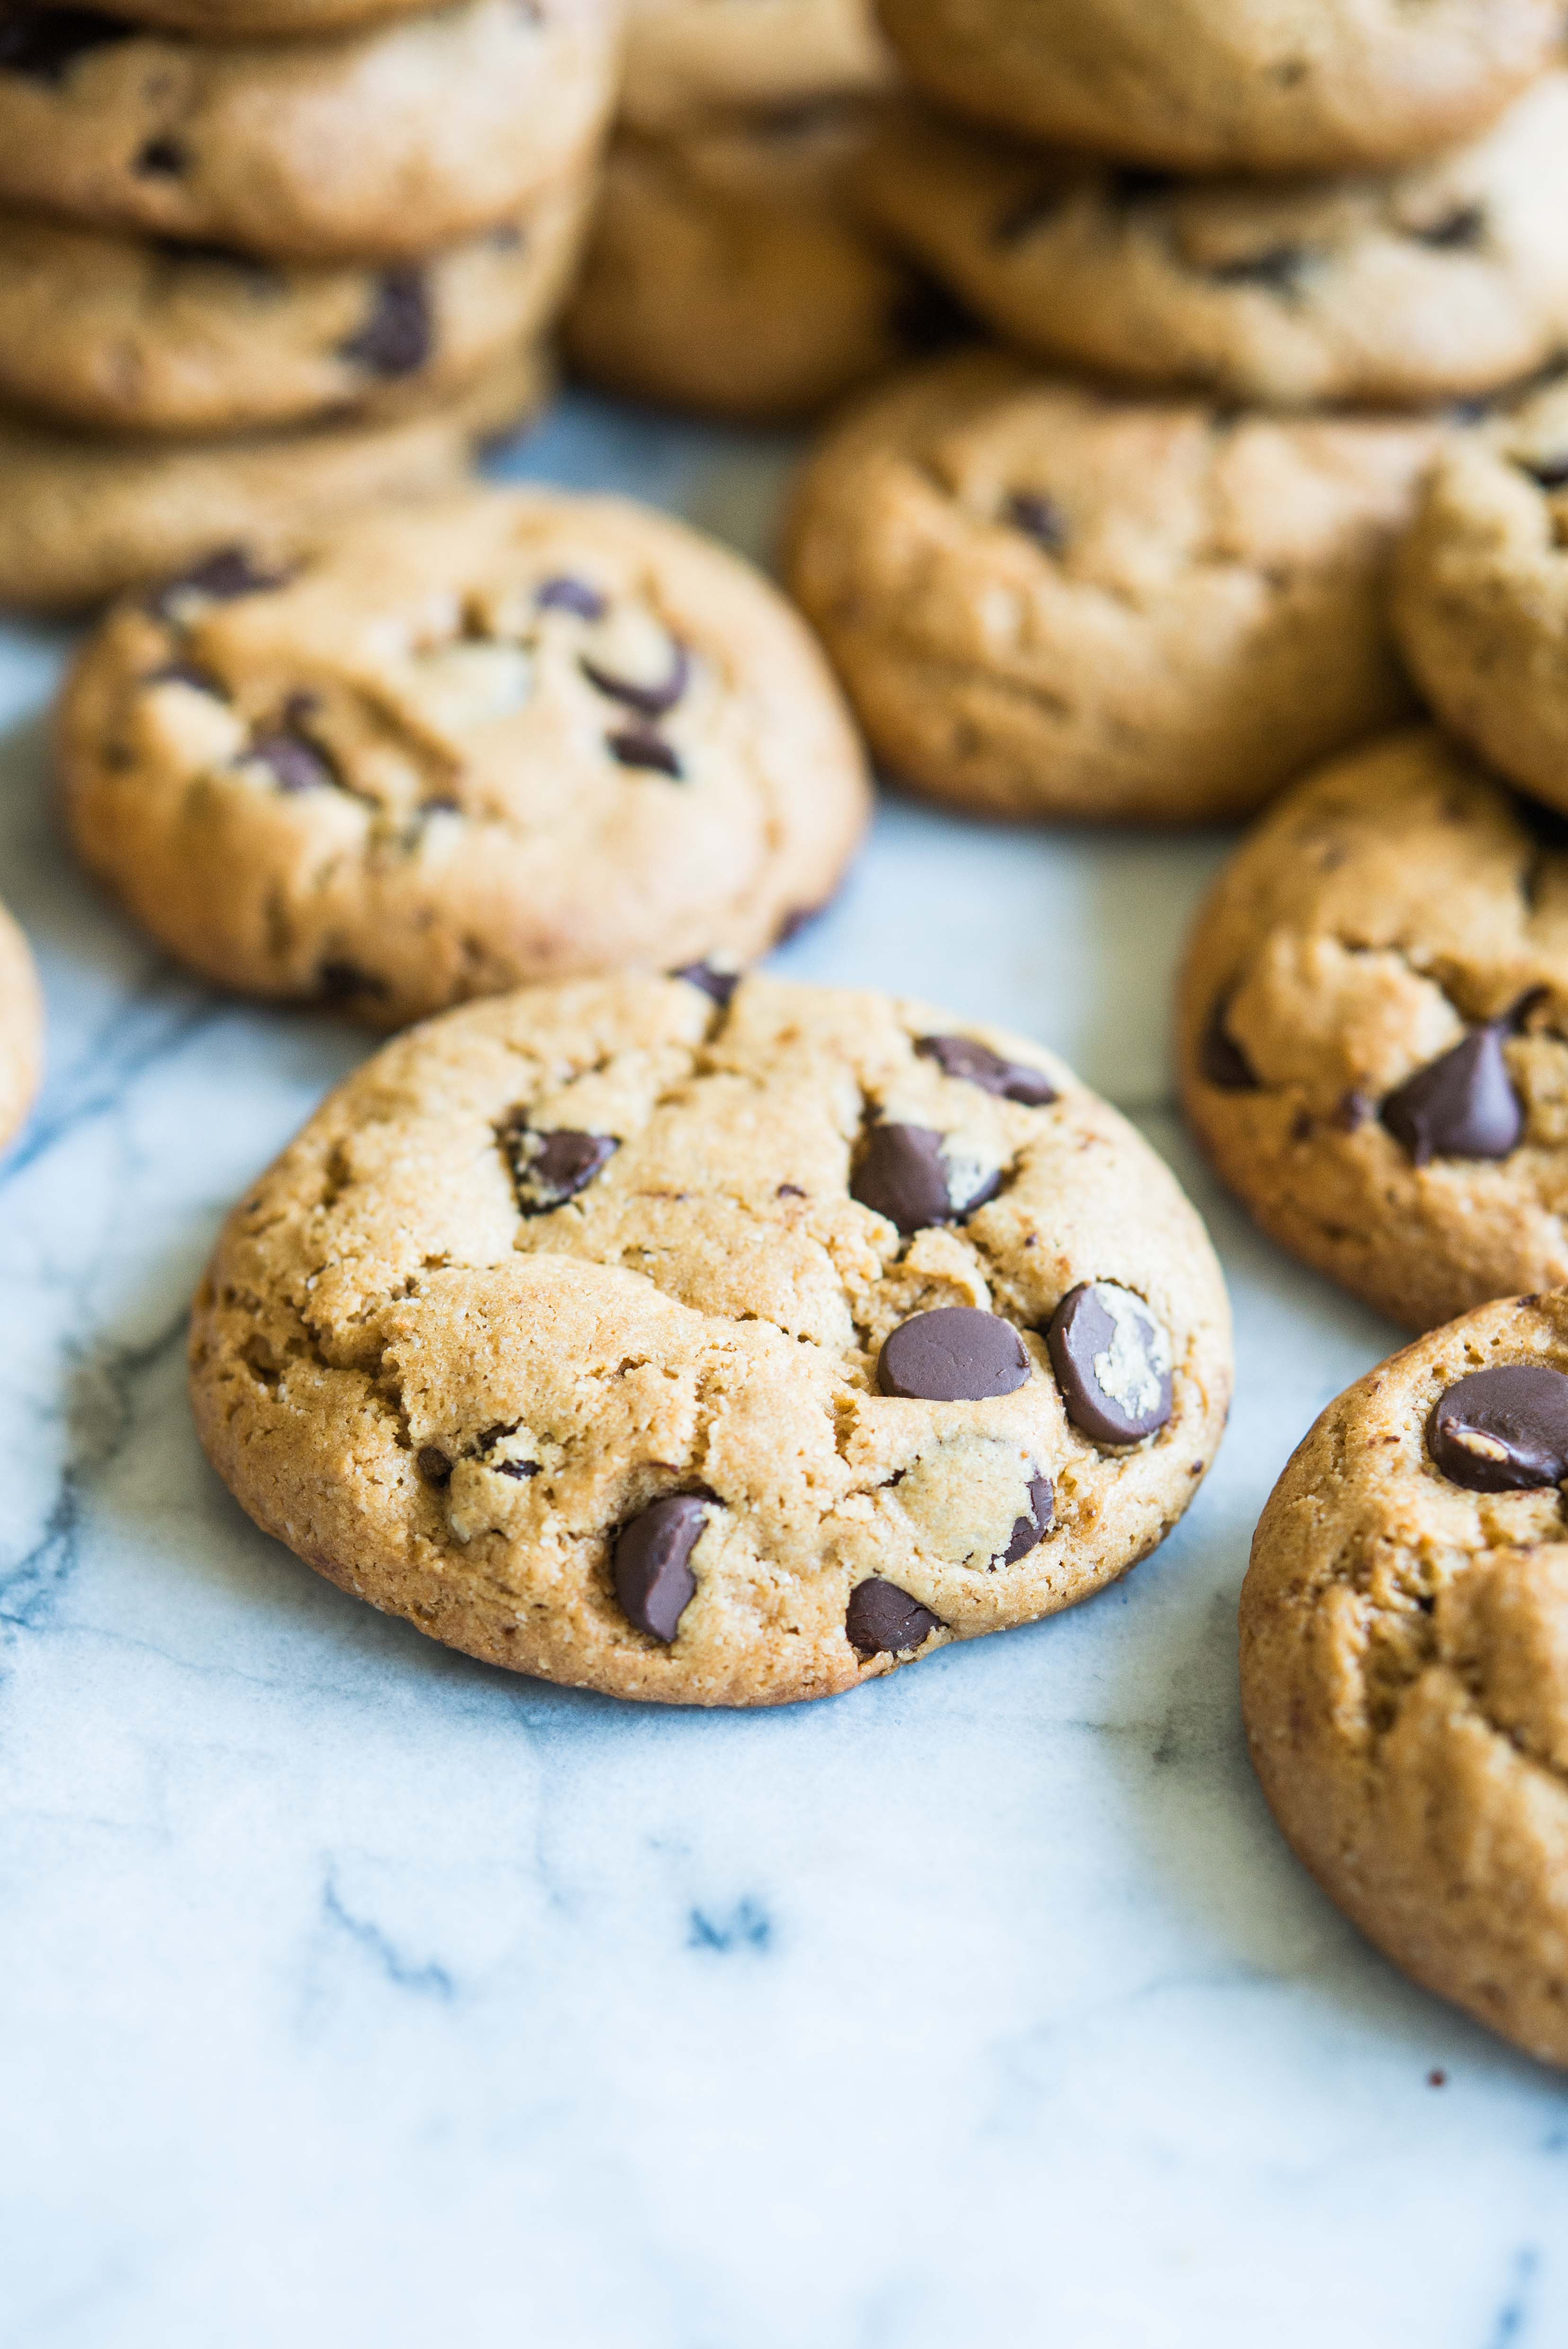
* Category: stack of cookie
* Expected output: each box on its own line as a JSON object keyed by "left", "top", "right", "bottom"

{"left": 0, "top": 0, "right": 619, "bottom": 610}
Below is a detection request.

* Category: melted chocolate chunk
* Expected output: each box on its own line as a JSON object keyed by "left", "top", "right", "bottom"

{"left": 537, "top": 574, "right": 606, "bottom": 621}
{"left": 581, "top": 642, "right": 689, "bottom": 718}
{"left": 1427, "top": 1363, "right": 1568, "bottom": 1492}
{"left": 499, "top": 1114, "right": 618, "bottom": 1215}
{"left": 846, "top": 1576, "right": 943, "bottom": 1656}
{"left": 671, "top": 961, "right": 739, "bottom": 1007}
{"left": 607, "top": 727, "right": 683, "bottom": 778}
{"left": 249, "top": 731, "right": 340, "bottom": 794}
{"left": 416, "top": 1446, "right": 451, "bottom": 1485}
{"left": 996, "top": 1471, "right": 1054, "bottom": 1567}
{"left": 878, "top": 1307, "right": 1030, "bottom": 1403}
{"left": 852, "top": 1123, "right": 997, "bottom": 1235}
{"left": 148, "top": 544, "right": 286, "bottom": 619}
{"left": 0, "top": 5, "right": 131, "bottom": 82}
{"left": 613, "top": 1493, "right": 705, "bottom": 1641}
{"left": 136, "top": 136, "right": 187, "bottom": 176}
{"left": 1005, "top": 490, "right": 1069, "bottom": 551}
{"left": 915, "top": 1033, "right": 1057, "bottom": 1106}
{"left": 1210, "top": 245, "right": 1306, "bottom": 292}
{"left": 1381, "top": 1024, "right": 1523, "bottom": 1166}
{"left": 1198, "top": 999, "right": 1260, "bottom": 1090}
{"left": 338, "top": 268, "right": 431, "bottom": 378}
{"left": 1047, "top": 1282, "right": 1172, "bottom": 1445}
{"left": 1411, "top": 203, "right": 1486, "bottom": 251}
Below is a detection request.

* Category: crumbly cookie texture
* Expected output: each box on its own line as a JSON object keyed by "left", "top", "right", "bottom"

{"left": 189, "top": 974, "right": 1233, "bottom": 1705}
{"left": 1394, "top": 373, "right": 1568, "bottom": 818}
{"left": 1178, "top": 726, "right": 1568, "bottom": 1334}
{"left": 59, "top": 486, "right": 871, "bottom": 1024}
{"left": 856, "top": 80, "right": 1568, "bottom": 410}
{"left": 1243, "top": 1292, "right": 1568, "bottom": 2067}
{"left": 784, "top": 350, "right": 1441, "bottom": 824}
{"left": 0, "top": 179, "right": 589, "bottom": 439}
{"left": 564, "top": 105, "right": 940, "bottom": 425}
{"left": 0, "top": 0, "right": 616, "bottom": 262}
{"left": 874, "top": 0, "right": 1560, "bottom": 176}
{"left": 621, "top": 0, "right": 892, "bottom": 129}
{"left": 0, "top": 343, "right": 547, "bottom": 615}
{"left": 0, "top": 895, "right": 42, "bottom": 1156}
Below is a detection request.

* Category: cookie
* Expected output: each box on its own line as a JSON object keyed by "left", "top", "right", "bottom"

{"left": 94, "top": 0, "right": 429, "bottom": 37}
{"left": 1394, "top": 372, "right": 1568, "bottom": 821}
{"left": 620, "top": 0, "right": 891, "bottom": 130}
{"left": 188, "top": 972, "right": 1233, "bottom": 1704}
{"left": 856, "top": 79, "right": 1568, "bottom": 411}
{"left": 0, "top": 342, "right": 547, "bottom": 614}
{"left": 1177, "top": 725, "right": 1568, "bottom": 1333}
{"left": 0, "top": 180, "right": 588, "bottom": 439}
{"left": 1242, "top": 1291, "right": 1568, "bottom": 2067}
{"left": 875, "top": 0, "right": 1561, "bottom": 177}
{"left": 0, "top": 895, "right": 42, "bottom": 1157}
{"left": 564, "top": 105, "right": 952, "bottom": 425}
{"left": 58, "top": 486, "right": 872, "bottom": 1026}
{"left": 0, "top": 0, "right": 616, "bottom": 262}
{"left": 784, "top": 350, "right": 1441, "bottom": 825}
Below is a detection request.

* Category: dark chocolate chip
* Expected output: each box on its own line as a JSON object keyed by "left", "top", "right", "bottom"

{"left": 777, "top": 1182, "right": 805, "bottom": 1199}
{"left": 915, "top": 1033, "right": 1057, "bottom": 1105}
{"left": 1198, "top": 999, "right": 1260, "bottom": 1090}
{"left": 0, "top": 5, "right": 131, "bottom": 82}
{"left": 845, "top": 1576, "right": 943, "bottom": 1656}
{"left": 499, "top": 1114, "right": 618, "bottom": 1214}
{"left": 1381, "top": 1024, "right": 1523, "bottom": 1166}
{"left": 493, "top": 1457, "right": 539, "bottom": 1480}
{"left": 416, "top": 1446, "right": 451, "bottom": 1484}
{"left": 671, "top": 961, "right": 739, "bottom": 1007}
{"left": 337, "top": 268, "right": 431, "bottom": 378}
{"left": 852, "top": 1122, "right": 997, "bottom": 1235}
{"left": 317, "top": 959, "right": 388, "bottom": 1001}
{"left": 1047, "top": 1282, "right": 1172, "bottom": 1445}
{"left": 1411, "top": 203, "right": 1486, "bottom": 251}
{"left": 1108, "top": 165, "right": 1179, "bottom": 205}
{"left": 136, "top": 135, "right": 187, "bottom": 176}
{"left": 878, "top": 1307, "right": 1030, "bottom": 1403}
{"left": 1004, "top": 490, "right": 1068, "bottom": 551}
{"left": 143, "top": 659, "right": 225, "bottom": 697}
{"left": 1209, "top": 245, "right": 1306, "bottom": 292}
{"left": 613, "top": 1493, "right": 706, "bottom": 1641}
{"left": 607, "top": 727, "right": 682, "bottom": 777}
{"left": 147, "top": 544, "right": 286, "bottom": 619}
{"left": 248, "top": 731, "right": 340, "bottom": 794}
{"left": 537, "top": 574, "right": 606, "bottom": 620}
{"left": 581, "top": 642, "right": 689, "bottom": 718}
{"left": 995, "top": 1471, "right": 1054, "bottom": 1567}
{"left": 1427, "top": 1363, "right": 1568, "bottom": 1492}
{"left": 1522, "top": 456, "right": 1568, "bottom": 493}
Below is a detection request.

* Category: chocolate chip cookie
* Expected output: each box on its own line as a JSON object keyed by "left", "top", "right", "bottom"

{"left": 784, "top": 350, "right": 1442, "bottom": 824}
{"left": 189, "top": 973, "right": 1233, "bottom": 1704}
{"left": 0, "top": 341, "right": 547, "bottom": 613}
{"left": 58, "top": 486, "right": 872, "bottom": 1023}
{"left": 0, "top": 894, "right": 41, "bottom": 1156}
{"left": 0, "top": 0, "right": 616, "bottom": 262}
{"left": 856, "top": 79, "right": 1568, "bottom": 410}
{"left": 1243, "top": 1290, "right": 1568, "bottom": 2066}
{"left": 1178, "top": 725, "right": 1568, "bottom": 1333}
{"left": 876, "top": 0, "right": 1560, "bottom": 176}
{"left": 620, "top": 0, "right": 891, "bottom": 130}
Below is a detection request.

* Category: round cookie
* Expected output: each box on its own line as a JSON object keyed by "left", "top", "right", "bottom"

{"left": 0, "top": 181, "right": 589, "bottom": 438}
{"left": 0, "top": 0, "right": 616, "bottom": 263}
{"left": 1178, "top": 725, "right": 1568, "bottom": 1333}
{"left": 1242, "top": 1292, "right": 1568, "bottom": 2067}
{"left": 874, "top": 0, "right": 1561, "bottom": 177}
{"left": 856, "top": 79, "right": 1568, "bottom": 411}
{"left": 58, "top": 486, "right": 872, "bottom": 1025}
{"left": 189, "top": 972, "right": 1233, "bottom": 1705}
{"left": 0, "top": 341, "right": 548, "bottom": 614}
{"left": 564, "top": 106, "right": 953, "bottom": 425}
{"left": 0, "top": 896, "right": 42, "bottom": 1157}
{"left": 784, "top": 350, "right": 1442, "bottom": 825}
{"left": 1394, "top": 373, "right": 1568, "bottom": 821}
{"left": 621, "top": 0, "right": 892, "bottom": 130}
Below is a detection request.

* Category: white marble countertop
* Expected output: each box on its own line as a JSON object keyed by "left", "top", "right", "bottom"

{"left": 2, "top": 398, "right": 1563, "bottom": 2349}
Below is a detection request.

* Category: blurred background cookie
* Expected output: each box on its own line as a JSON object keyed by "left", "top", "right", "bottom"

{"left": 0, "top": 893, "right": 42, "bottom": 1157}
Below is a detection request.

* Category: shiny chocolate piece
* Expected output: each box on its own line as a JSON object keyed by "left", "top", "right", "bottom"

{"left": 878, "top": 1307, "right": 1030, "bottom": 1402}
{"left": 1427, "top": 1363, "right": 1568, "bottom": 1492}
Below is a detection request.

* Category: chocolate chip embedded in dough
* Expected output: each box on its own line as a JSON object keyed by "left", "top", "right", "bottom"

{"left": 671, "top": 962, "right": 739, "bottom": 1007}
{"left": 1426, "top": 1363, "right": 1568, "bottom": 1492}
{"left": 499, "top": 1115, "right": 618, "bottom": 1215}
{"left": 1005, "top": 491, "right": 1068, "bottom": 551}
{"left": 148, "top": 544, "right": 287, "bottom": 619}
{"left": 995, "top": 1471, "right": 1055, "bottom": 1567}
{"left": 416, "top": 1446, "right": 451, "bottom": 1485}
{"left": 536, "top": 574, "right": 607, "bottom": 621}
{"left": 613, "top": 1493, "right": 706, "bottom": 1641}
{"left": 915, "top": 1033, "right": 1056, "bottom": 1105}
{"left": 581, "top": 642, "right": 690, "bottom": 718}
{"left": 248, "top": 731, "right": 341, "bottom": 795}
{"left": 1381, "top": 1025, "right": 1523, "bottom": 1167}
{"left": 136, "top": 137, "right": 188, "bottom": 177}
{"left": 1047, "top": 1281, "right": 1172, "bottom": 1445}
{"left": 606, "top": 727, "right": 683, "bottom": 778}
{"left": 1198, "top": 998, "right": 1260, "bottom": 1090}
{"left": 338, "top": 269, "right": 431, "bottom": 378}
{"left": 852, "top": 1122, "right": 997, "bottom": 1235}
{"left": 846, "top": 1576, "right": 943, "bottom": 1656}
{"left": 878, "top": 1307, "right": 1030, "bottom": 1402}
{"left": 1409, "top": 203, "right": 1486, "bottom": 251}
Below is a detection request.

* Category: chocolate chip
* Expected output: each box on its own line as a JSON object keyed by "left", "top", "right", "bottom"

{"left": 317, "top": 959, "right": 388, "bottom": 1001}
{"left": 416, "top": 1446, "right": 451, "bottom": 1485}
{"left": 1381, "top": 1025, "right": 1523, "bottom": 1166}
{"left": 672, "top": 961, "right": 738, "bottom": 1007}
{"left": 852, "top": 1123, "right": 997, "bottom": 1235}
{"left": 1411, "top": 204, "right": 1486, "bottom": 251}
{"left": 607, "top": 727, "right": 682, "bottom": 777}
{"left": 777, "top": 1182, "right": 805, "bottom": 1199}
{"left": 1427, "top": 1363, "right": 1568, "bottom": 1492}
{"left": 581, "top": 643, "right": 689, "bottom": 718}
{"left": 136, "top": 136, "right": 187, "bottom": 176}
{"left": 337, "top": 268, "right": 431, "bottom": 378}
{"left": 613, "top": 1493, "right": 705, "bottom": 1641}
{"left": 248, "top": 731, "right": 340, "bottom": 794}
{"left": 499, "top": 1114, "right": 618, "bottom": 1214}
{"left": 846, "top": 1576, "right": 943, "bottom": 1656}
{"left": 878, "top": 1307, "right": 1030, "bottom": 1403}
{"left": 1005, "top": 490, "right": 1068, "bottom": 551}
{"left": 1335, "top": 1087, "right": 1374, "bottom": 1131}
{"left": 995, "top": 1472, "right": 1054, "bottom": 1567}
{"left": 537, "top": 574, "right": 606, "bottom": 621}
{"left": 1198, "top": 999, "right": 1260, "bottom": 1090}
{"left": 148, "top": 544, "right": 287, "bottom": 619}
{"left": 915, "top": 1033, "right": 1057, "bottom": 1106}
{"left": 0, "top": 5, "right": 131, "bottom": 82}
{"left": 1047, "top": 1282, "right": 1172, "bottom": 1445}
{"left": 143, "top": 660, "right": 225, "bottom": 697}
{"left": 1523, "top": 457, "right": 1568, "bottom": 493}
{"left": 1210, "top": 245, "right": 1306, "bottom": 292}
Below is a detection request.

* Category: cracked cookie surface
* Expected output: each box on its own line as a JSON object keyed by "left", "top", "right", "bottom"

{"left": 1243, "top": 1292, "right": 1568, "bottom": 2067}
{"left": 783, "top": 349, "right": 1442, "bottom": 824}
{"left": 58, "top": 485, "right": 871, "bottom": 1021}
{"left": 621, "top": 0, "right": 891, "bottom": 129}
{"left": 856, "top": 80, "right": 1568, "bottom": 410}
{"left": 1179, "top": 727, "right": 1568, "bottom": 1333}
{"left": 0, "top": 893, "right": 41, "bottom": 1155}
{"left": 189, "top": 972, "right": 1233, "bottom": 1705}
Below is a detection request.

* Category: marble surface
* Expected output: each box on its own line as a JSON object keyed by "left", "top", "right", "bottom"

{"left": 2, "top": 397, "right": 1564, "bottom": 2349}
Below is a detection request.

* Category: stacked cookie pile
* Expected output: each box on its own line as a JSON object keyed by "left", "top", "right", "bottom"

{"left": 0, "top": 0, "right": 618, "bottom": 609}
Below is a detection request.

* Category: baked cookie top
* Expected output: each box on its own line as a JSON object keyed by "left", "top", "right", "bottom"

{"left": 874, "top": 0, "right": 1560, "bottom": 176}
{"left": 0, "top": 893, "right": 41, "bottom": 1156}
{"left": 856, "top": 79, "right": 1568, "bottom": 410}
{"left": 1179, "top": 726, "right": 1568, "bottom": 1333}
{"left": 58, "top": 486, "right": 871, "bottom": 1024}
{"left": 1243, "top": 1290, "right": 1568, "bottom": 2067}
{"left": 620, "top": 0, "right": 891, "bottom": 130}
{"left": 0, "top": 0, "right": 616, "bottom": 261}
{"left": 190, "top": 974, "right": 1233, "bottom": 1705}
{"left": 784, "top": 350, "right": 1441, "bottom": 824}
